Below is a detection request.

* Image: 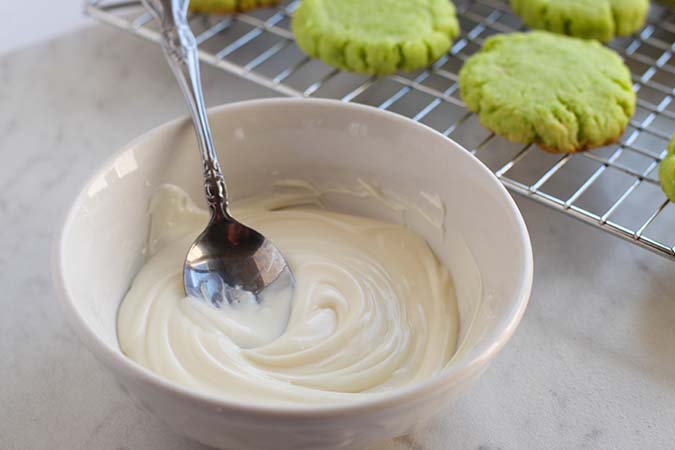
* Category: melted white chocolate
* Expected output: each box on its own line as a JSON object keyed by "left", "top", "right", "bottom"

{"left": 117, "top": 184, "right": 459, "bottom": 405}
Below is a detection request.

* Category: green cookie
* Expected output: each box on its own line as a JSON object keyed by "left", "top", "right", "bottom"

{"left": 511, "top": 0, "right": 649, "bottom": 42}
{"left": 189, "top": 0, "right": 280, "bottom": 14}
{"left": 659, "top": 135, "right": 675, "bottom": 202}
{"left": 291, "top": 0, "right": 460, "bottom": 75}
{"left": 458, "top": 31, "right": 636, "bottom": 154}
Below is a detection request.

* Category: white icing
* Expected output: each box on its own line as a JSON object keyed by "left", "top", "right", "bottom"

{"left": 117, "top": 184, "right": 459, "bottom": 405}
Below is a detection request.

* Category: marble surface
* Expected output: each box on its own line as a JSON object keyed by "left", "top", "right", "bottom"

{"left": 1, "top": 24, "right": 675, "bottom": 450}
{"left": 0, "top": 0, "right": 88, "bottom": 55}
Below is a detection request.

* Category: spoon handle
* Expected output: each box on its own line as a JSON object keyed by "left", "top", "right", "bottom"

{"left": 142, "top": 0, "right": 229, "bottom": 219}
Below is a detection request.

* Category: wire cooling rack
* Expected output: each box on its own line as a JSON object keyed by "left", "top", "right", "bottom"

{"left": 86, "top": 0, "right": 675, "bottom": 260}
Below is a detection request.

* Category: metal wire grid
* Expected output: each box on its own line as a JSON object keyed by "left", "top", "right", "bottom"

{"left": 86, "top": 0, "right": 675, "bottom": 260}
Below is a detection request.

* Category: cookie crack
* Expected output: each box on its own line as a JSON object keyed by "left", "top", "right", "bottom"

{"left": 603, "top": 75, "right": 635, "bottom": 119}
{"left": 555, "top": 94, "right": 582, "bottom": 148}
{"left": 609, "top": 3, "right": 620, "bottom": 36}
{"left": 396, "top": 43, "right": 406, "bottom": 73}
{"left": 424, "top": 39, "right": 435, "bottom": 70}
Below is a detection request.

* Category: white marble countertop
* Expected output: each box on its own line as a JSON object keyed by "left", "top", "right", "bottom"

{"left": 2, "top": 24, "right": 675, "bottom": 450}
{"left": 0, "top": 0, "right": 86, "bottom": 55}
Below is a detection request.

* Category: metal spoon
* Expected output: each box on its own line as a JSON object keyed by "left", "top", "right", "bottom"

{"left": 141, "top": 0, "right": 294, "bottom": 309}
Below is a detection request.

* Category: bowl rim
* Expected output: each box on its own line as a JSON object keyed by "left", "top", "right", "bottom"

{"left": 53, "top": 97, "right": 533, "bottom": 419}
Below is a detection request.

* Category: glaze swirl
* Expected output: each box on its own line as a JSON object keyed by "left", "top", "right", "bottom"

{"left": 117, "top": 185, "right": 459, "bottom": 405}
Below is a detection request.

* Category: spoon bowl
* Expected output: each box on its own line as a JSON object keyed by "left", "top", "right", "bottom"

{"left": 184, "top": 216, "right": 293, "bottom": 307}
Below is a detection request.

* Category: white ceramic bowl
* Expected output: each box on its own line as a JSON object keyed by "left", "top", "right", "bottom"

{"left": 54, "top": 98, "right": 532, "bottom": 450}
